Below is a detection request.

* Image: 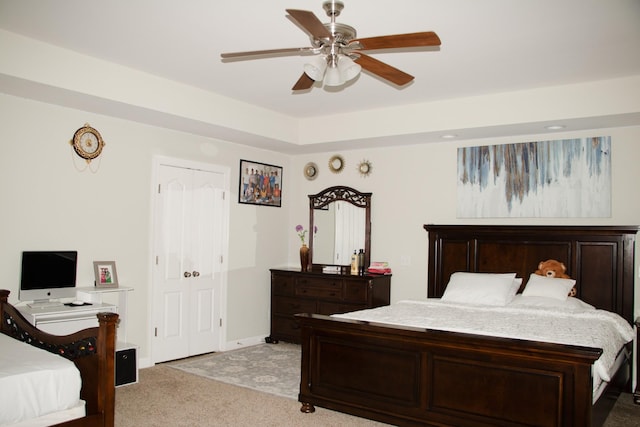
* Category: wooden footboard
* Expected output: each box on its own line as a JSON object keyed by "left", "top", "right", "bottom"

{"left": 0, "top": 289, "right": 118, "bottom": 427}
{"left": 298, "top": 313, "right": 605, "bottom": 427}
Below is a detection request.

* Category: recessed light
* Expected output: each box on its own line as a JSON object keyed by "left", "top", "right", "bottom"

{"left": 545, "top": 125, "right": 566, "bottom": 130}
{"left": 441, "top": 134, "right": 457, "bottom": 139}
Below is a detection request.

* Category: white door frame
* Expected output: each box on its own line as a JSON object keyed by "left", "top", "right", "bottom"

{"left": 148, "top": 155, "right": 230, "bottom": 363}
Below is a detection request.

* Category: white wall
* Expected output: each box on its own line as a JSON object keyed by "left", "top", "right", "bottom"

{"left": 288, "top": 128, "right": 640, "bottom": 305}
{"left": 1, "top": 92, "right": 639, "bottom": 369}
{"left": 0, "top": 93, "right": 291, "bottom": 366}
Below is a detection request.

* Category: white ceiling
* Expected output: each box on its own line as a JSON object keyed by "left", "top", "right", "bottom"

{"left": 0, "top": 0, "right": 639, "bottom": 151}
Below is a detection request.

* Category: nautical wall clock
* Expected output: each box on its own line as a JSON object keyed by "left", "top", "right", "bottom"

{"left": 71, "top": 123, "right": 104, "bottom": 163}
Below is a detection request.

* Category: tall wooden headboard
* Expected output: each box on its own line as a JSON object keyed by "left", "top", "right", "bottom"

{"left": 425, "top": 225, "right": 638, "bottom": 323}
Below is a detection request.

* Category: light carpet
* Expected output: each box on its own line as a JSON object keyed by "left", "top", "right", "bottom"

{"left": 169, "top": 342, "right": 300, "bottom": 400}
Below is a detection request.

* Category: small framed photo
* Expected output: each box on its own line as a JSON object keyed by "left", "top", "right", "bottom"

{"left": 93, "top": 261, "right": 119, "bottom": 288}
{"left": 239, "top": 159, "right": 283, "bottom": 207}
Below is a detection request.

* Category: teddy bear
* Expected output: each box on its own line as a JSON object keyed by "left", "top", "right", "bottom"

{"left": 534, "top": 259, "right": 576, "bottom": 296}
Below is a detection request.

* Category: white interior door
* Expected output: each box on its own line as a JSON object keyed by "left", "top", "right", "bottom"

{"left": 188, "top": 172, "right": 224, "bottom": 356}
{"left": 153, "top": 163, "right": 227, "bottom": 363}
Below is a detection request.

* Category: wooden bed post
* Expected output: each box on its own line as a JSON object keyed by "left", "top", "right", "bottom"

{"left": 97, "top": 312, "right": 118, "bottom": 427}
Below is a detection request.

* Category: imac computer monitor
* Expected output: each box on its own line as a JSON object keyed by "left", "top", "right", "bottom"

{"left": 19, "top": 251, "right": 78, "bottom": 307}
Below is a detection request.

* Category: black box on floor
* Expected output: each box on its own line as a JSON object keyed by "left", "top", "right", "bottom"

{"left": 115, "top": 346, "right": 138, "bottom": 386}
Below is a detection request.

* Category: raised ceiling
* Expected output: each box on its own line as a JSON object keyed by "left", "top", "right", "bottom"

{"left": 0, "top": 0, "right": 639, "bottom": 152}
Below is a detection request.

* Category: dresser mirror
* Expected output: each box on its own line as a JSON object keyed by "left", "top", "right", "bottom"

{"left": 308, "top": 186, "right": 372, "bottom": 269}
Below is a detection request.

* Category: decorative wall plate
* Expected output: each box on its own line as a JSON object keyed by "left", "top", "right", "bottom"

{"left": 358, "top": 159, "right": 372, "bottom": 177}
{"left": 304, "top": 162, "right": 318, "bottom": 180}
{"left": 328, "top": 155, "right": 345, "bottom": 174}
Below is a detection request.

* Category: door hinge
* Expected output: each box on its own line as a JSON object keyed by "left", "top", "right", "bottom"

{"left": 154, "top": 327, "right": 158, "bottom": 337}
{"left": 219, "top": 318, "right": 222, "bottom": 327}
{"left": 158, "top": 184, "right": 161, "bottom": 194}
{"left": 155, "top": 255, "right": 159, "bottom": 265}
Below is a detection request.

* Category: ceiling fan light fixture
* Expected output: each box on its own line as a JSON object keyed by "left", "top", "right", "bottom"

{"left": 324, "top": 66, "right": 344, "bottom": 86}
{"left": 303, "top": 55, "right": 328, "bottom": 81}
{"left": 337, "top": 55, "right": 361, "bottom": 81}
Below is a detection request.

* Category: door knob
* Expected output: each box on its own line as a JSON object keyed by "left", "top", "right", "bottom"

{"left": 192, "top": 271, "right": 200, "bottom": 277}
{"left": 184, "top": 271, "right": 192, "bottom": 278}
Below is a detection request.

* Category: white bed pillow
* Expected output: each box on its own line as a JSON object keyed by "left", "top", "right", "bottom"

{"left": 522, "top": 273, "right": 576, "bottom": 301}
{"left": 510, "top": 294, "right": 595, "bottom": 311}
{"left": 441, "top": 272, "right": 518, "bottom": 306}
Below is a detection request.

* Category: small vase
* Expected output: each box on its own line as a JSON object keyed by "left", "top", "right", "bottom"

{"left": 300, "top": 244, "right": 310, "bottom": 272}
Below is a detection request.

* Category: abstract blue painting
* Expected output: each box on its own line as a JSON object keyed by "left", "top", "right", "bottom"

{"left": 457, "top": 137, "right": 611, "bottom": 218}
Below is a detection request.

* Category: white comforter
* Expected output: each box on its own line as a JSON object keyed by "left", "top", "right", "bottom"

{"left": 333, "top": 298, "right": 634, "bottom": 385}
{"left": 0, "top": 333, "right": 83, "bottom": 426}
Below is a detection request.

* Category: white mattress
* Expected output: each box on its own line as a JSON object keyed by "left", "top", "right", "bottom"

{"left": 334, "top": 298, "right": 634, "bottom": 402}
{"left": 0, "top": 333, "right": 84, "bottom": 426}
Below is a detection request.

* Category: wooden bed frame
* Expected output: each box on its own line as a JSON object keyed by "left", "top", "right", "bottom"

{"left": 0, "top": 289, "right": 118, "bottom": 427}
{"left": 297, "top": 225, "right": 638, "bottom": 427}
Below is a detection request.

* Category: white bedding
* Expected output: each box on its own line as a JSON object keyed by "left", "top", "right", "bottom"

{"left": 333, "top": 296, "right": 634, "bottom": 400}
{"left": 0, "top": 333, "right": 84, "bottom": 426}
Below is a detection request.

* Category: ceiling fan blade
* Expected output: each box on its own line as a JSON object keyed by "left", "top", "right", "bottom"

{"left": 292, "top": 73, "right": 315, "bottom": 91}
{"left": 286, "top": 9, "right": 333, "bottom": 40}
{"left": 352, "top": 31, "right": 441, "bottom": 50}
{"left": 221, "top": 47, "right": 315, "bottom": 59}
{"left": 354, "top": 53, "right": 414, "bottom": 86}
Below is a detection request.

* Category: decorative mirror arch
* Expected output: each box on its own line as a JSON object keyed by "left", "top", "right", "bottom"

{"left": 308, "top": 186, "right": 372, "bottom": 270}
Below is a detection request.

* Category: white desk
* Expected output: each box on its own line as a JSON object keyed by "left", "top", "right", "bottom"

{"left": 76, "top": 286, "right": 133, "bottom": 344}
{"left": 16, "top": 302, "right": 118, "bottom": 336}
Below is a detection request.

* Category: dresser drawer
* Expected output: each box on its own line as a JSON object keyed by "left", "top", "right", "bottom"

{"left": 343, "top": 279, "right": 370, "bottom": 303}
{"left": 271, "top": 273, "right": 294, "bottom": 296}
{"left": 295, "top": 277, "right": 343, "bottom": 300}
{"left": 269, "top": 269, "right": 391, "bottom": 344}
{"left": 273, "top": 296, "right": 317, "bottom": 315}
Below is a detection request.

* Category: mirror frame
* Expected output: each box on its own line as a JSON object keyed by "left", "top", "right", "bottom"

{"left": 308, "top": 186, "right": 372, "bottom": 270}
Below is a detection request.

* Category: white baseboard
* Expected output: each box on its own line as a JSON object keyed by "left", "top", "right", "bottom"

{"left": 223, "top": 334, "right": 268, "bottom": 351}
{"left": 140, "top": 335, "right": 269, "bottom": 368}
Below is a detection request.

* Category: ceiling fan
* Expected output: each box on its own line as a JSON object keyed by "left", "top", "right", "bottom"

{"left": 220, "top": 0, "right": 441, "bottom": 91}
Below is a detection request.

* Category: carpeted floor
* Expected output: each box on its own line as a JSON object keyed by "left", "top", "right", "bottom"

{"left": 133, "top": 343, "right": 640, "bottom": 426}
{"left": 603, "top": 394, "right": 640, "bottom": 427}
{"left": 115, "top": 363, "right": 389, "bottom": 426}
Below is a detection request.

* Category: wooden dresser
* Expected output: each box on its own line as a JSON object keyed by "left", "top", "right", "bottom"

{"left": 269, "top": 268, "right": 391, "bottom": 344}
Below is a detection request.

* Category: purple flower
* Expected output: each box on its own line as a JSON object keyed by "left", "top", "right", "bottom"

{"left": 295, "top": 224, "right": 307, "bottom": 243}
{"left": 296, "top": 224, "right": 318, "bottom": 243}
